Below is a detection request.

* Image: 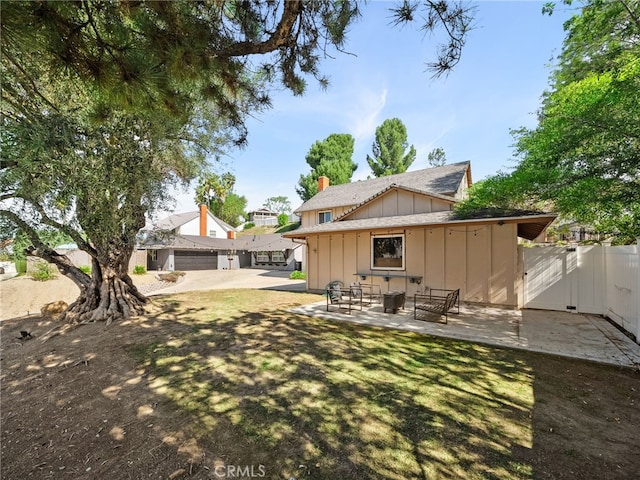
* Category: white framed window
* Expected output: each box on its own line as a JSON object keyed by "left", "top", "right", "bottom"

{"left": 371, "top": 234, "right": 405, "bottom": 270}
{"left": 149, "top": 249, "right": 158, "bottom": 261}
{"left": 271, "top": 251, "right": 285, "bottom": 263}
{"left": 318, "top": 211, "right": 331, "bottom": 224}
{"left": 256, "top": 251, "right": 269, "bottom": 263}
{"left": 209, "top": 230, "right": 216, "bottom": 237}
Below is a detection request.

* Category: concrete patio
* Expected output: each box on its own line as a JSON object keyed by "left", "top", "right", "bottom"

{"left": 290, "top": 300, "right": 640, "bottom": 368}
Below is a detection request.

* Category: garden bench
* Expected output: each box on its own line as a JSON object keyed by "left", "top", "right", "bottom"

{"left": 414, "top": 288, "right": 460, "bottom": 323}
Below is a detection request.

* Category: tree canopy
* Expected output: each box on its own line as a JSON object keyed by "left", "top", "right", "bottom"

{"left": 263, "top": 196, "right": 292, "bottom": 214}
{"left": 367, "top": 118, "right": 417, "bottom": 177}
{"left": 458, "top": 0, "right": 640, "bottom": 244}
{"left": 194, "top": 172, "right": 247, "bottom": 227}
{"left": 296, "top": 134, "right": 357, "bottom": 201}
{"left": 427, "top": 147, "right": 448, "bottom": 168}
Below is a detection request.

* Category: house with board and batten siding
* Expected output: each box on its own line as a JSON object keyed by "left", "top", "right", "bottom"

{"left": 284, "top": 162, "right": 556, "bottom": 308}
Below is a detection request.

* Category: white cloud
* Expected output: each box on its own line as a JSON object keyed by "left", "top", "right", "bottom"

{"left": 347, "top": 87, "right": 388, "bottom": 144}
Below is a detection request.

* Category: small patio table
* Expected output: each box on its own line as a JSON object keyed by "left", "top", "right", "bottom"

{"left": 383, "top": 291, "right": 406, "bottom": 313}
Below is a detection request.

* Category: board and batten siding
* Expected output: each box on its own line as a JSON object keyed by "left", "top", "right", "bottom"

{"left": 305, "top": 223, "right": 520, "bottom": 306}
{"left": 300, "top": 190, "right": 454, "bottom": 227}
{"left": 349, "top": 190, "right": 452, "bottom": 220}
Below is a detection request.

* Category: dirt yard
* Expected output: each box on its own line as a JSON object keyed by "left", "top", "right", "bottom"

{"left": 0, "top": 273, "right": 160, "bottom": 321}
{"left": 1, "top": 278, "right": 639, "bottom": 479}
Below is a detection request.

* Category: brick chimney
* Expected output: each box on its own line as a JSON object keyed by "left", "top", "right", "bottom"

{"left": 318, "top": 176, "right": 330, "bottom": 192}
{"left": 227, "top": 230, "right": 236, "bottom": 240}
{"left": 199, "top": 204, "right": 207, "bottom": 236}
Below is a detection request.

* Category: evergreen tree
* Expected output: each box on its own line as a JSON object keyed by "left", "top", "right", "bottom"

{"left": 296, "top": 134, "right": 357, "bottom": 200}
{"left": 427, "top": 148, "right": 447, "bottom": 167}
{"left": 367, "top": 118, "right": 416, "bottom": 177}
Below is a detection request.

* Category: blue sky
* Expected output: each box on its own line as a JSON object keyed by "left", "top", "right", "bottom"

{"left": 170, "top": 0, "right": 577, "bottom": 214}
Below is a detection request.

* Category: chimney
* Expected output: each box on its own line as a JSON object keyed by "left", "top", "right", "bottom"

{"left": 199, "top": 204, "right": 207, "bottom": 236}
{"left": 227, "top": 230, "right": 236, "bottom": 240}
{"left": 318, "top": 176, "right": 330, "bottom": 192}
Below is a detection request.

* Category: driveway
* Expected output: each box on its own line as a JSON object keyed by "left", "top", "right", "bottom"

{"left": 145, "top": 268, "right": 306, "bottom": 296}
{"left": 290, "top": 301, "right": 640, "bottom": 368}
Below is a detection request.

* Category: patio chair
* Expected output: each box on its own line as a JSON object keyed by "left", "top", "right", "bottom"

{"left": 326, "top": 281, "right": 363, "bottom": 314}
{"left": 414, "top": 288, "right": 460, "bottom": 323}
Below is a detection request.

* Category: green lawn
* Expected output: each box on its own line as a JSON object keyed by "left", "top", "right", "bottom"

{"left": 133, "top": 290, "right": 539, "bottom": 479}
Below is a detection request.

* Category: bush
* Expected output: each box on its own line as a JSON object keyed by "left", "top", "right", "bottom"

{"left": 15, "top": 259, "right": 27, "bottom": 275}
{"left": 30, "top": 261, "right": 57, "bottom": 281}
{"left": 289, "top": 270, "right": 306, "bottom": 280}
{"left": 157, "top": 270, "right": 185, "bottom": 282}
{"left": 277, "top": 213, "right": 288, "bottom": 227}
{"left": 243, "top": 222, "right": 255, "bottom": 230}
{"left": 133, "top": 265, "right": 147, "bottom": 275}
{"left": 79, "top": 265, "right": 92, "bottom": 274}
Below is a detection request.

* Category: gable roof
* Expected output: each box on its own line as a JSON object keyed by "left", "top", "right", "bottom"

{"left": 145, "top": 210, "right": 235, "bottom": 233}
{"left": 283, "top": 210, "right": 556, "bottom": 241}
{"left": 334, "top": 184, "right": 456, "bottom": 222}
{"left": 141, "top": 233, "right": 300, "bottom": 252}
{"left": 294, "top": 161, "right": 471, "bottom": 214}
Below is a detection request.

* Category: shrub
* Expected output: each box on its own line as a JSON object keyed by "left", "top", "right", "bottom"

{"left": 243, "top": 222, "right": 255, "bottom": 230}
{"left": 79, "top": 265, "right": 92, "bottom": 274}
{"left": 157, "top": 270, "right": 185, "bottom": 282}
{"left": 289, "top": 270, "right": 306, "bottom": 280}
{"left": 133, "top": 265, "right": 147, "bottom": 275}
{"left": 15, "top": 259, "right": 27, "bottom": 275}
{"left": 30, "top": 261, "right": 57, "bottom": 281}
{"left": 277, "top": 213, "right": 288, "bottom": 227}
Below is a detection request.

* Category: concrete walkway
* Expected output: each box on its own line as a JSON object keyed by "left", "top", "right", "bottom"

{"left": 290, "top": 301, "right": 640, "bottom": 368}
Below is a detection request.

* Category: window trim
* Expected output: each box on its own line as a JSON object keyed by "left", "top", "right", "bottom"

{"left": 318, "top": 210, "right": 332, "bottom": 224}
{"left": 371, "top": 234, "right": 405, "bottom": 271}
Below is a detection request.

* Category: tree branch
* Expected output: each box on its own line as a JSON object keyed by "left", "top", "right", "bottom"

{"left": 0, "top": 209, "right": 91, "bottom": 289}
{"left": 216, "top": 1, "right": 304, "bottom": 58}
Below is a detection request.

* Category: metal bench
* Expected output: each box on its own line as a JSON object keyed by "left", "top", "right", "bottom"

{"left": 414, "top": 288, "right": 460, "bottom": 323}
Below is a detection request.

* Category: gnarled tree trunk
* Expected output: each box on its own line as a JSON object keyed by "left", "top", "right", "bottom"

{"left": 26, "top": 243, "right": 148, "bottom": 325}
{"left": 61, "top": 251, "right": 148, "bottom": 324}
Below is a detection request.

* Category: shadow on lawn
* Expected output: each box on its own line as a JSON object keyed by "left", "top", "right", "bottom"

{"left": 131, "top": 293, "right": 536, "bottom": 479}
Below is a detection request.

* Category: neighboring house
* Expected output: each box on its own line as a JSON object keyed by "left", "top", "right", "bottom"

{"left": 247, "top": 208, "right": 279, "bottom": 226}
{"left": 142, "top": 207, "right": 301, "bottom": 271}
{"left": 145, "top": 204, "right": 236, "bottom": 239}
{"left": 284, "top": 162, "right": 556, "bottom": 308}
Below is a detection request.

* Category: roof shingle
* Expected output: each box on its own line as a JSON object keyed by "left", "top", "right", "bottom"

{"left": 294, "top": 161, "right": 470, "bottom": 213}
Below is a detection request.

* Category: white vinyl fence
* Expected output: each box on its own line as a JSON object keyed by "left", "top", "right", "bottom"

{"left": 523, "top": 242, "right": 639, "bottom": 343}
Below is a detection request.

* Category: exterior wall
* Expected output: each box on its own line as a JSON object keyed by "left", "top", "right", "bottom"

{"left": 248, "top": 211, "right": 279, "bottom": 226}
{"left": 301, "top": 192, "right": 453, "bottom": 227}
{"left": 250, "top": 249, "right": 297, "bottom": 271}
{"left": 349, "top": 191, "right": 452, "bottom": 220}
{"left": 178, "top": 214, "right": 228, "bottom": 238}
{"left": 454, "top": 170, "right": 470, "bottom": 200}
{"left": 300, "top": 206, "right": 352, "bottom": 227}
{"left": 304, "top": 223, "right": 520, "bottom": 306}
